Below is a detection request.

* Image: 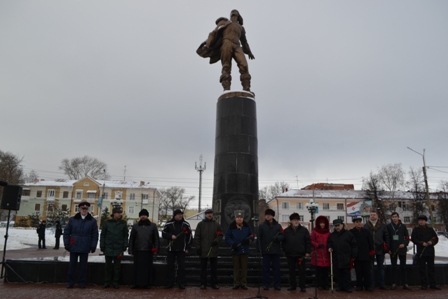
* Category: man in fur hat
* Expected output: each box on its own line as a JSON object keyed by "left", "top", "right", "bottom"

{"left": 259, "top": 208, "right": 284, "bottom": 290}
{"left": 282, "top": 212, "right": 311, "bottom": 292}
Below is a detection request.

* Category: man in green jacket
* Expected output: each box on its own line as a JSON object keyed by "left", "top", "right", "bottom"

{"left": 100, "top": 207, "right": 129, "bottom": 289}
{"left": 193, "top": 209, "right": 223, "bottom": 290}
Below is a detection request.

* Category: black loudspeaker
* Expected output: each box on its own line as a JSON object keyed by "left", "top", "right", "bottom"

{"left": 1, "top": 185, "right": 22, "bottom": 210}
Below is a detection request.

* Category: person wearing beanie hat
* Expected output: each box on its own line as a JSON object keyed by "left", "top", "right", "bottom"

{"left": 310, "top": 216, "right": 331, "bottom": 290}
{"left": 386, "top": 212, "right": 411, "bottom": 291}
{"left": 100, "top": 206, "right": 128, "bottom": 289}
{"left": 129, "top": 208, "right": 159, "bottom": 289}
{"left": 411, "top": 214, "right": 440, "bottom": 290}
{"left": 53, "top": 220, "right": 63, "bottom": 250}
{"left": 282, "top": 212, "right": 311, "bottom": 292}
{"left": 349, "top": 217, "right": 374, "bottom": 292}
{"left": 193, "top": 209, "right": 222, "bottom": 289}
{"left": 139, "top": 209, "right": 149, "bottom": 217}
{"left": 364, "top": 210, "right": 389, "bottom": 290}
{"left": 259, "top": 208, "right": 284, "bottom": 290}
{"left": 63, "top": 201, "right": 99, "bottom": 289}
{"left": 328, "top": 219, "right": 357, "bottom": 293}
{"left": 162, "top": 208, "right": 192, "bottom": 289}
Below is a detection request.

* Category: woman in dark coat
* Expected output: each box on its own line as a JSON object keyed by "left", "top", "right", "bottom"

{"left": 310, "top": 215, "right": 331, "bottom": 290}
{"left": 328, "top": 219, "right": 358, "bottom": 293}
{"left": 53, "top": 221, "right": 62, "bottom": 249}
{"left": 128, "top": 209, "right": 159, "bottom": 289}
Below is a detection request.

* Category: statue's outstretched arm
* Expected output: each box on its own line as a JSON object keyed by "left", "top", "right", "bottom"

{"left": 240, "top": 27, "right": 255, "bottom": 60}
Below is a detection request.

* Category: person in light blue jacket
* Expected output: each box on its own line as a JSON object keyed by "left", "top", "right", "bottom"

{"left": 225, "top": 210, "right": 254, "bottom": 290}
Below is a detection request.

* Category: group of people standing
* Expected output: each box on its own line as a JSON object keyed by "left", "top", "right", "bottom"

{"left": 59, "top": 201, "right": 442, "bottom": 291}
{"left": 36, "top": 219, "right": 62, "bottom": 249}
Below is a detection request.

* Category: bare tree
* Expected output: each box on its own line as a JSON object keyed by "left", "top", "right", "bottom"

{"left": 59, "top": 155, "right": 109, "bottom": 179}
{"left": 158, "top": 187, "right": 194, "bottom": 220}
{"left": 377, "top": 163, "right": 405, "bottom": 211}
{"left": 406, "top": 167, "right": 426, "bottom": 225}
{"left": 0, "top": 151, "right": 24, "bottom": 220}
{"left": 23, "top": 170, "right": 39, "bottom": 183}
{"left": 362, "top": 172, "right": 387, "bottom": 223}
{"left": 259, "top": 181, "right": 290, "bottom": 201}
{"left": 437, "top": 180, "right": 448, "bottom": 230}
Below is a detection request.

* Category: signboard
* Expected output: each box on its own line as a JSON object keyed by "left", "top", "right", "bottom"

{"left": 347, "top": 200, "right": 372, "bottom": 217}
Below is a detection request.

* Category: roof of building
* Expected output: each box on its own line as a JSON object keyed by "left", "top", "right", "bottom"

{"left": 23, "top": 178, "right": 154, "bottom": 189}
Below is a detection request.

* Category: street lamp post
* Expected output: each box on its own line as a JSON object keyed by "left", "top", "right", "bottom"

{"left": 306, "top": 198, "right": 319, "bottom": 299}
{"left": 407, "top": 147, "right": 434, "bottom": 228}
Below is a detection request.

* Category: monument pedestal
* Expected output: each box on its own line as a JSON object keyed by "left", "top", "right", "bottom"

{"left": 212, "top": 91, "right": 259, "bottom": 234}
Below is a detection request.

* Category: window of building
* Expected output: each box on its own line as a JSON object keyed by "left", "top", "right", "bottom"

{"left": 129, "top": 206, "right": 135, "bottom": 214}
{"left": 84, "top": 182, "right": 89, "bottom": 186}
{"left": 103, "top": 192, "right": 108, "bottom": 199}
{"left": 337, "top": 203, "right": 344, "bottom": 210}
{"left": 282, "top": 215, "right": 289, "bottom": 222}
{"left": 296, "top": 203, "right": 303, "bottom": 209}
{"left": 35, "top": 204, "right": 41, "bottom": 211}
{"left": 300, "top": 215, "right": 304, "bottom": 221}
{"left": 87, "top": 193, "right": 95, "bottom": 199}
{"left": 130, "top": 193, "right": 135, "bottom": 200}
{"left": 75, "top": 206, "right": 79, "bottom": 212}
{"left": 116, "top": 191, "right": 122, "bottom": 199}
{"left": 76, "top": 191, "right": 82, "bottom": 199}
{"left": 337, "top": 216, "right": 344, "bottom": 222}
{"left": 63, "top": 191, "right": 69, "bottom": 198}
{"left": 281, "top": 202, "right": 289, "bottom": 209}
{"left": 61, "top": 204, "right": 67, "bottom": 211}
{"left": 323, "top": 203, "right": 330, "bottom": 210}
{"left": 142, "top": 194, "right": 149, "bottom": 200}
{"left": 89, "top": 206, "right": 94, "bottom": 213}
{"left": 36, "top": 191, "right": 42, "bottom": 198}
{"left": 432, "top": 217, "right": 437, "bottom": 223}
{"left": 47, "top": 204, "right": 54, "bottom": 212}
{"left": 47, "top": 189, "right": 55, "bottom": 197}
{"left": 22, "top": 189, "right": 30, "bottom": 196}
{"left": 404, "top": 217, "right": 410, "bottom": 223}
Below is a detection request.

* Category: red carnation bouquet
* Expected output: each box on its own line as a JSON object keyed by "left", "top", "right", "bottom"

{"left": 236, "top": 233, "right": 255, "bottom": 248}
{"left": 266, "top": 227, "right": 284, "bottom": 252}
{"left": 207, "top": 230, "right": 223, "bottom": 257}
{"left": 166, "top": 227, "right": 189, "bottom": 249}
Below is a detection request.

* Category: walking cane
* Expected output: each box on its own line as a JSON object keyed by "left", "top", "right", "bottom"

{"left": 330, "top": 250, "right": 334, "bottom": 294}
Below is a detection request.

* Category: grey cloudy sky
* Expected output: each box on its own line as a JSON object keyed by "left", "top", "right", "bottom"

{"left": 1, "top": 1, "right": 447, "bottom": 209}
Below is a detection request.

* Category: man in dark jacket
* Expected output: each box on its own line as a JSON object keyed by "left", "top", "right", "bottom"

{"left": 53, "top": 220, "right": 62, "bottom": 249}
{"left": 193, "top": 209, "right": 223, "bottom": 290}
{"left": 100, "top": 207, "right": 129, "bottom": 289}
{"left": 225, "top": 210, "right": 254, "bottom": 290}
{"left": 349, "top": 216, "right": 374, "bottom": 292}
{"left": 63, "top": 202, "right": 99, "bottom": 289}
{"left": 37, "top": 220, "right": 46, "bottom": 249}
{"left": 259, "top": 208, "right": 284, "bottom": 291}
{"left": 387, "top": 212, "right": 411, "bottom": 290}
{"left": 162, "top": 209, "right": 192, "bottom": 289}
{"left": 129, "top": 209, "right": 159, "bottom": 289}
{"left": 411, "top": 215, "right": 440, "bottom": 290}
{"left": 364, "top": 210, "right": 389, "bottom": 289}
{"left": 282, "top": 212, "right": 311, "bottom": 292}
{"left": 328, "top": 219, "right": 358, "bottom": 293}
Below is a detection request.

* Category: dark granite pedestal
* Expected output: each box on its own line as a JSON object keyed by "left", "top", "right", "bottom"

{"left": 212, "top": 91, "right": 259, "bottom": 234}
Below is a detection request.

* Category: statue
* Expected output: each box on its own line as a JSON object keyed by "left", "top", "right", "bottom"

{"left": 197, "top": 10, "right": 255, "bottom": 91}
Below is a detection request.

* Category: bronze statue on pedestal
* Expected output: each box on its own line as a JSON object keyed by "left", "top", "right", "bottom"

{"left": 197, "top": 10, "right": 255, "bottom": 91}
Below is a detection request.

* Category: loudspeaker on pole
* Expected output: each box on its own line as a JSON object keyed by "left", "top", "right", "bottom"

{"left": 1, "top": 185, "right": 22, "bottom": 211}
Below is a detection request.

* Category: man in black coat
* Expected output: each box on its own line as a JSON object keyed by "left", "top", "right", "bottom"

{"left": 364, "top": 210, "right": 389, "bottom": 289}
{"left": 328, "top": 219, "right": 358, "bottom": 293}
{"left": 411, "top": 215, "right": 440, "bottom": 290}
{"left": 162, "top": 209, "right": 192, "bottom": 289}
{"left": 349, "top": 216, "right": 374, "bottom": 292}
{"left": 259, "top": 208, "right": 284, "bottom": 291}
{"left": 53, "top": 220, "right": 62, "bottom": 249}
{"left": 129, "top": 209, "right": 159, "bottom": 289}
{"left": 282, "top": 212, "right": 311, "bottom": 292}
{"left": 37, "top": 220, "right": 47, "bottom": 249}
{"left": 387, "top": 212, "right": 411, "bottom": 290}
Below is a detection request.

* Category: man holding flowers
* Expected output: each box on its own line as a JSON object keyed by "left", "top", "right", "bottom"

{"left": 162, "top": 209, "right": 192, "bottom": 289}
{"left": 193, "top": 209, "right": 223, "bottom": 290}
{"left": 258, "top": 208, "right": 284, "bottom": 291}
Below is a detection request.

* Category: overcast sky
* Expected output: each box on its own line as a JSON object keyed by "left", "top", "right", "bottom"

{"left": 1, "top": 1, "right": 447, "bottom": 210}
